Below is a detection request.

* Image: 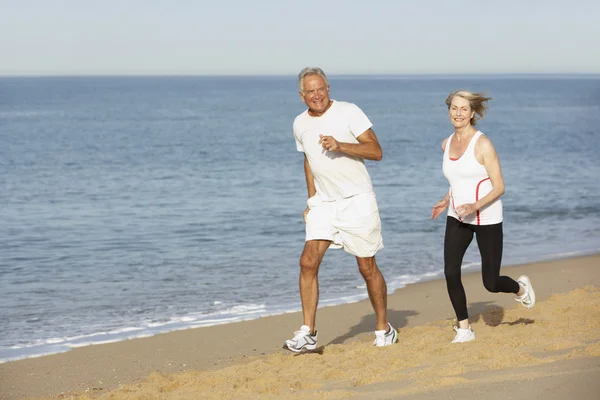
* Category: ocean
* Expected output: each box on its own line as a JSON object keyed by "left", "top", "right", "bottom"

{"left": 1, "top": 75, "right": 599, "bottom": 363}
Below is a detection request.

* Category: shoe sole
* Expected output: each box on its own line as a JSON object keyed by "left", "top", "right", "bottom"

{"left": 283, "top": 343, "right": 317, "bottom": 353}
{"left": 452, "top": 335, "right": 475, "bottom": 343}
{"left": 283, "top": 337, "right": 318, "bottom": 353}
{"left": 391, "top": 328, "right": 399, "bottom": 344}
{"left": 519, "top": 275, "right": 536, "bottom": 309}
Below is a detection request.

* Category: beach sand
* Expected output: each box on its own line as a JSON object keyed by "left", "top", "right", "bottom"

{"left": 1, "top": 254, "right": 599, "bottom": 399}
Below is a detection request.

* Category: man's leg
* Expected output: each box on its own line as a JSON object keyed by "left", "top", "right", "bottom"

{"left": 356, "top": 256, "right": 388, "bottom": 331}
{"left": 299, "top": 239, "right": 331, "bottom": 333}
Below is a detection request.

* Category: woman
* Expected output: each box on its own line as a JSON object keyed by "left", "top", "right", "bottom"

{"left": 431, "top": 90, "right": 535, "bottom": 343}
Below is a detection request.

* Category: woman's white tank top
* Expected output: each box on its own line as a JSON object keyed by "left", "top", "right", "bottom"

{"left": 442, "top": 131, "right": 503, "bottom": 225}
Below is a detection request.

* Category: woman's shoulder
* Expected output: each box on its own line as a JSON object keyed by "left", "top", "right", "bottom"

{"left": 474, "top": 131, "right": 493, "bottom": 147}
{"left": 474, "top": 131, "right": 498, "bottom": 156}
{"left": 441, "top": 133, "right": 453, "bottom": 151}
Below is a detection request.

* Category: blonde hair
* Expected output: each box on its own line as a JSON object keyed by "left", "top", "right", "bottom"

{"left": 445, "top": 90, "right": 492, "bottom": 126}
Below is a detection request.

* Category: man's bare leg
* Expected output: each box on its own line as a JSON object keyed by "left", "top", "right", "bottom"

{"left": 299, "top": 240, "right": 330, "bottom": 333}
{"left": 357, "top": 256, "right": 388, "bottom": 331}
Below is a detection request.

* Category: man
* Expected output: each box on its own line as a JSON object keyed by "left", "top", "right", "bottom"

{"left": 284, "top": 67, "right": 397, "bottom": 352}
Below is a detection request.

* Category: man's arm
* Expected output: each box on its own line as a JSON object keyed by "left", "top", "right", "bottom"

{"left": 304, "top": 154, "right": 317, "bottom": 198}
{"left": 303, "top": 155, "right": 316, "bottom": 222}
{"left": 318, "top": 128, "right": 383, "bottom": 161}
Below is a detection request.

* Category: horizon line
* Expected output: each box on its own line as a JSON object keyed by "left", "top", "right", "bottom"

{"left": 1, "top": 72, "right": 599, "bottom": 79}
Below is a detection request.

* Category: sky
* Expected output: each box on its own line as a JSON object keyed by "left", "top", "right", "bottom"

{"left": 1, "top": 0, "right": 599, "bottom": 76}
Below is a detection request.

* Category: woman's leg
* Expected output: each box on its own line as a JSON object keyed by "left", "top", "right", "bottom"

{"left": 444, "top": 217, "right": 474, "bottom": 323}
{"left": 475, "top": 222, "right": 520, "bottom": 294}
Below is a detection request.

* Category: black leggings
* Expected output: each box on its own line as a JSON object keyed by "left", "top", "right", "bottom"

{"left": 444, "top": 216, "right": 520, "bottom": 321}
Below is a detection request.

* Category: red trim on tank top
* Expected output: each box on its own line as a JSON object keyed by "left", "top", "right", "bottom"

{"left": 475, "top": 177, "right": 491, "bottom": 225}
{"left": 449, "top": 157, "right": 459, "bottom": 161}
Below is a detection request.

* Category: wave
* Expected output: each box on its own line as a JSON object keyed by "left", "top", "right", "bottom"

{"left": 0, "top": 270, "right": 448, "bottom": 364}
{"left": 0, "top": 110, "right": 61, "bottom": 118}
{"left": 1, "top": 248, "right": 598, "bottom": 364}
{"left": 0, "top": 303, "right": 269, "bottom": 364}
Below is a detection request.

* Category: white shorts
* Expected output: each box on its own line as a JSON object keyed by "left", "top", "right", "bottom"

{"left": 305, "top": 192, "right": 384, "bottom": 258}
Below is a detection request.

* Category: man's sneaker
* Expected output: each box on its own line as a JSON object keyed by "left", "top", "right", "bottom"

{"left": 451, "top": 325, "right": 475, "bottom": 343}
{"left": 515, "top": 275, "right": 536, "bottom": 309}
{"left": 373, "top": 322, "right": 398, "bottom": 347}
{"left": 284, "top": 325, "right": 317, "bottom": 353}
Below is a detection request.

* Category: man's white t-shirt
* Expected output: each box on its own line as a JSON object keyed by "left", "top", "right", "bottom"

{"left": 293, "top": 100, "right": 375, "bottom": 201}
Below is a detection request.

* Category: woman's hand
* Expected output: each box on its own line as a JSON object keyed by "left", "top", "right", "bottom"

{"left": 455, "top": 203, "right": 478, "bottom": 218}
{"left": 431, "top": 198, "right": 449, "bottom": 220}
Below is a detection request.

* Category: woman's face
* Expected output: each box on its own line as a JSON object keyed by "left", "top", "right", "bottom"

{"left": 449, "top": 96, "right": 475, "bottom": 130}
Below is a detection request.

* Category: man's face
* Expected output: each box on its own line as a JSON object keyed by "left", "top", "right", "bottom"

{"left": 300, "top": 75, "right": 330, "bottom": 115}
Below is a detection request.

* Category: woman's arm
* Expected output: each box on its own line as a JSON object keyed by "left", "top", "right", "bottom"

{"left": 455, "top": 136, "right": 505, "bottom": 217}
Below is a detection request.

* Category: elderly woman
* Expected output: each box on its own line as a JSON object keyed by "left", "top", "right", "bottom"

{"left": 431, "top": 90, "right": 535, "bottom": 343}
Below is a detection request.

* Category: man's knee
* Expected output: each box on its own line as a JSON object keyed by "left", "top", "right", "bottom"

{"left": 300, "top": 242, "right": 327, "bottom": 273}
{"left": 300, "top": 244, "right": 323, "bottom": 272}
{"left": 299, "top": 253, "right": 320, "bottom": 273}
{"left": 357, "top": 257, "right": 378, "bottom": 278}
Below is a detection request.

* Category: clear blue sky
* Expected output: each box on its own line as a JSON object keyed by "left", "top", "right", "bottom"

{"left": 1, "top": 0, "right": 598, "bottom": 75}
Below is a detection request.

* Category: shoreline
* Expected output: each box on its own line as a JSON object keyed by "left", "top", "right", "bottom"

{"left": 1, "top": 253, "right": 599, "bottom": 399}
{"left": 2, "top": 249, "right": 597, "bottom": 366}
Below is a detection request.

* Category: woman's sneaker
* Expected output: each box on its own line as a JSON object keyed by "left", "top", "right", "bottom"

{"left": 373, "top": 322, "right": 398, "bottom": 347}
{"left": 515, "top": 275, "right": 536, "bottom": 309}
{"left": 284, "top": 325, "right": 317, "bottom": 352}
{"left": 451, "top": 325, "right": 475, "bottom": 343}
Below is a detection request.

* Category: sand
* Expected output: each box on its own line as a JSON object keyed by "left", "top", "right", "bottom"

{"left": 1, "top": 254, "right": 599, "bottom": 400}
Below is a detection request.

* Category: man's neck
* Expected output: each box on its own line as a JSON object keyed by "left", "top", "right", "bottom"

{"left": 308, "top": 100, "right": 333, "bottom": 117}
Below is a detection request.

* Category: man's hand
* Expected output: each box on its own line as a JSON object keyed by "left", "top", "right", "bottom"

{"left": 319, "top": 134, "right": 341, "bottom": 152}
{"left": 303, "top": 206, "right": 310, "bottom": 223}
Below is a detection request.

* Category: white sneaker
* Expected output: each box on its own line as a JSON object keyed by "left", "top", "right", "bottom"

{"left": 451, "top": 325, "right": 475, "bottom": 343}
{"left": 284, "top": 325, "right": 317, "bottom": 353}
{"left": 515, "top": 275, "right": 536, "bottom": 309}
{"left": 373, "top": 322, "right": 398, "bottom": 347}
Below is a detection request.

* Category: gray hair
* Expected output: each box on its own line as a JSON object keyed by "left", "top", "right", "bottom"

{"left": 298, "top": 67, "right": 329, "bottom": 93}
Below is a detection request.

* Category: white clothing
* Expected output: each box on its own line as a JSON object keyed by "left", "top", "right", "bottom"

{"left": 293, "top": 100, "right": 374, "bottom": 201}
{"left": 442, "top": 131, "right": 503, "bottom": 225}
{"left": 305, "top": 192, "right": 383, "bottom": 257}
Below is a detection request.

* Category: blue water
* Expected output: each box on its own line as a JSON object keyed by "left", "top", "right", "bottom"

{"left": 1, "top": 75, "right": 599, "bottom": 362}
